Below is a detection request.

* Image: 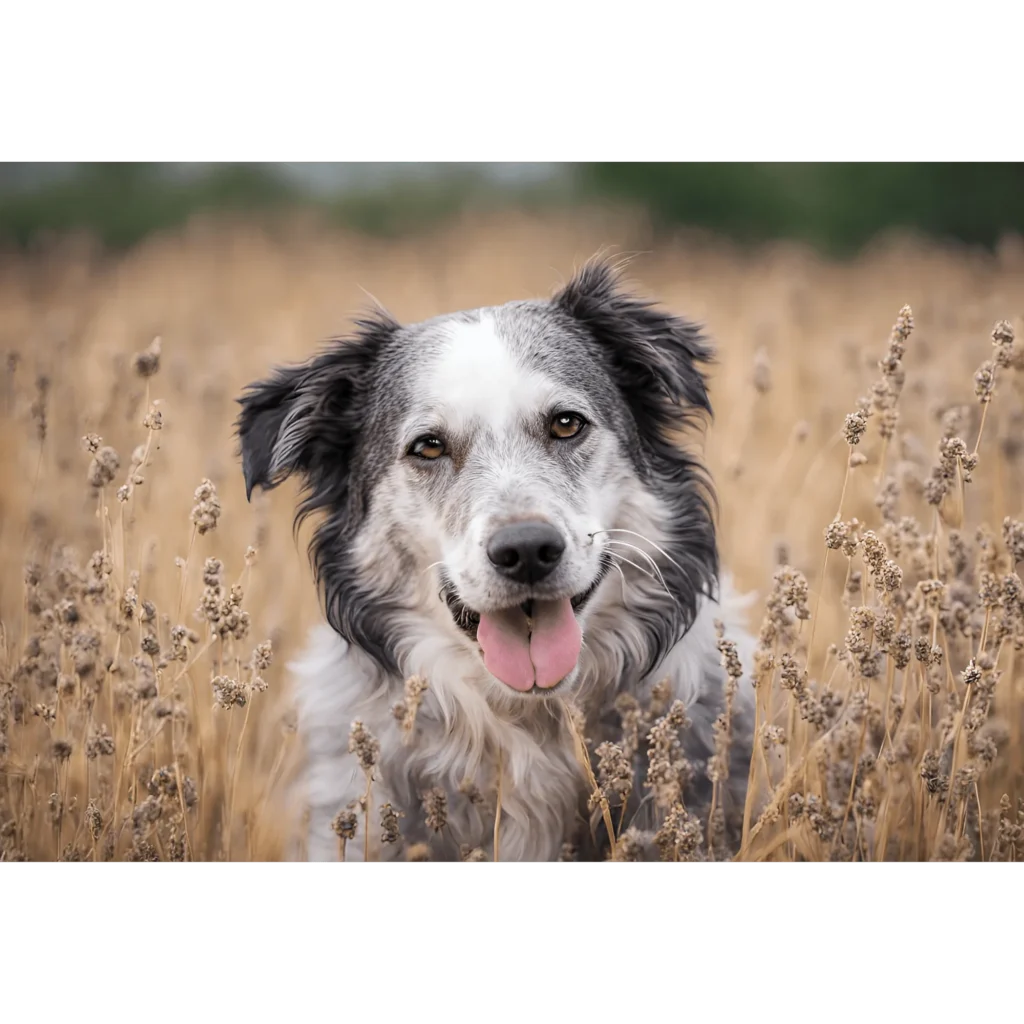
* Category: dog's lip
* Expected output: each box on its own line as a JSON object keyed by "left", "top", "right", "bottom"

{"left": 520, "top": 676, "right": 570, "bottom": 697}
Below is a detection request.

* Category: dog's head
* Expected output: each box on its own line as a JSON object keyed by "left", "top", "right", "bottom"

{"left": 237, "top": 260, "right": 717, "bottom": 700}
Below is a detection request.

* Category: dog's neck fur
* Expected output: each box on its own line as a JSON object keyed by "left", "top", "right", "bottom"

{"left": 290, "top": 570, "right": 755, "bottom": 862}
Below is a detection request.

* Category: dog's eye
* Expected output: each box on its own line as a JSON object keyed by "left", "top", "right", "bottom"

{"left": 409, "top": 435, "right": 447, "bottom": 460}
{"left": 550, "top": 412, "right": 587, "bottom": 440}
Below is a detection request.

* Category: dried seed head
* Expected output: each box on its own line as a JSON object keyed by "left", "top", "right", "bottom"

{"left": 458, "top": 778, "right": 486, "bottom": 808}
{"left": 654, "top": 803, "right": 703, "bottom": 862}
{"left": 890, "top": 631, "right": 912, "bottom": 670}
{"left": 647, "top": 679, "right": 672, "bottom": 717}
{"left": 594, "top": 741, "right": 634, "bottom": 805}
{"left": 128, "top": 837, "right": 159, "bottom": 862}
{"left": 979, "top": 572, "right": 1002, "bottom": 608}
{"left": 992, "top": 320, "right": 1015, "bottom": 346}
{"left": 331, "top": 809, "right": 358, "bottom": 841}
{"left": 878, "top": 408, "right": 900, "bottom": 441}
{"left": 379, "top": 802, "right": 403, "bottom": 844}
{"left": 394, "top": 674, "right": 428, "bottom": 741}
{"left": 86, "top": 724, "right": 115, "bottom": 759}
{"left": 1004, "top": 517, "right": 1024, "bottom": 565}
{"left": 202, "top": 557, "right": 223, "bottom": 588}
{"left": 917, "top": 578, "right": 947, "bottom": 610}
{"left": 616, "top": 827, "right": 652, "bottom": 862}
{"left": 251, "top": 640, "right": 273, "bottom": 672}
{"left": 404, "top": 674, "right": 428, "bottom": 702}
{"left": 914, "top": 637, "right": 931, "bottom": 664}
{"left": 962, "top": 659, "right": 983, "bottom": 688}
{"left": 142, "top": 405, "right": 163, "bottom": 431}
{"left": 861, "top": 531, "right": 887, "bottom": 573}
{"left": 31, "top": 375, "right": 48, "bottom": 441}
{"left": 348, "top": 720, "right": 380, "bottom": 772}
{"left": 421, "top": 787, "right": 448, "bottom": 833}
{"left": 132, "top": 336, "right": 162, "bottom": 378}
{"left": 190, "top": 479, "right": 222, "bottom": 535}
{"left": 892, "top": 304, "right": 914, "bottom": 346}
{"left": 86, "top": 800, "right": 103, "bottom": 840}
{"left": 974, "top": 361, "right": 996, "bottom": 403}
{"left": 212, "top": 675, "right": 246, "bottom": 709}
{"left": 992, "top": 320, "right": 1015, "bottom": 369}
{"left": 843, "top": 411, "right": 868, "bottom": 446}
{"left": 842, "top": 521, "right": 862, "bottom": 558}
{"left": 87, "top": 446, "right": 120, "bottom": 488}
{"left": 879, "top": 559, "right": 903, "bottom": 592}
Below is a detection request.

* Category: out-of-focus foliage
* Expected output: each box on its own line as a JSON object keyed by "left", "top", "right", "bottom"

{"left": 577, "top": 163, "right": 1024, "bottom": 252}
{"left": 1, "top": 162, "right": 1023, "bottom": 253}
{"left": 0, "top": 163, "right": 565, "bottom": 248}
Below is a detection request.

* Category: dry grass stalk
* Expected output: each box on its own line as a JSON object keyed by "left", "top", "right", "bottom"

{"left": 562, "top": 701, "right": 618, "bottom": 860}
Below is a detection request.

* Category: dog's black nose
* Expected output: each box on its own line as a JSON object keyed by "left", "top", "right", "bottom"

{"left": 487, "top": 521, "right": 566, "bottom": 584}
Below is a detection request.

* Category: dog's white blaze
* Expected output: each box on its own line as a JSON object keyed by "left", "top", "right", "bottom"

{"left": 430, "top": 315, "right": 546, "bottom": 433}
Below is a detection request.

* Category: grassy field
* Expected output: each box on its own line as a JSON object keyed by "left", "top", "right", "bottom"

{"left": 1, "top": 210, "right": 1023, "bottom": 861}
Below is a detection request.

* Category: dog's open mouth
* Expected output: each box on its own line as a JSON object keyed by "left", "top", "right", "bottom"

{"left": 440, "top": 565, "right": 607, "bottom": 694}
{"left": 442, "top": 584, "right": 600, "bottom": 637}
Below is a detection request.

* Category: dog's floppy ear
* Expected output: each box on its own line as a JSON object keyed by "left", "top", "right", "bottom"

{"left": 554, "top": 258, "right": 713, "bottom": 423}
{"left": 236, "top": 310, "right": 399, "bottom": 502}
{"left": 236, "top": 361, "right": 310, "bottom": 500}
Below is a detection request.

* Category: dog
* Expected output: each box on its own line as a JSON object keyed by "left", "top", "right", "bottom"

{"left": 237, "top": 259, "right": 756, "bottom": 861}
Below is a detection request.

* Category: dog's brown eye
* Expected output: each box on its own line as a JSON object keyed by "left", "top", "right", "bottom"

{"left": 410, "top": 436, "right": 446, "bottom": 460}
{"left": 550, "top": 412, "right": 587, "bottom": 440}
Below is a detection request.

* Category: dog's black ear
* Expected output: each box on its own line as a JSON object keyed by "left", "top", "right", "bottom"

{"left": 237, "top": 361, "right": 308, "bottom": 500}
{"left": 235, "top": 310, "right": 399, "bottom": 502}
{"left": 554, "top": 258, "right": 713, "bottom": 422}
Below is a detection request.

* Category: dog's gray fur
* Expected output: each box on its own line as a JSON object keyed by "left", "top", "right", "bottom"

{"left": 238, "top": 260, "right": 756, "bottom": 861}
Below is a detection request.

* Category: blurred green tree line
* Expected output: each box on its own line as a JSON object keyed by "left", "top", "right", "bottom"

{"left": 579, "top": 163, "right": 1024, "bottom": 253}
{"left": 1, "top": 163, "right": 1021, "bottom": 254}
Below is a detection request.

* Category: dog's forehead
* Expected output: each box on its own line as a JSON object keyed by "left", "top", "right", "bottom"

{"left": 411, "top": 304, "right": 579, "bottom": 431}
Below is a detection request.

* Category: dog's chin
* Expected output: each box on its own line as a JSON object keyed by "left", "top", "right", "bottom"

{"left": 439, "top": 565, "right": 607, "bottom": 699}
{"left": 486, "top": 663, "right": 581, "bottom": 700}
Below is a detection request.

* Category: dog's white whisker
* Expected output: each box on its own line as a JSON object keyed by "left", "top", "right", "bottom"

{"left": 606, "top": 549, "right": 683, "bottom": 611}
{"left": 604, "top": 539, "right": 671, "bottom": 593}
{"left": 606, "top": 551, "right": 659, "bottom": 586}
{"left": 592, "top": 528, "right": 690, "bottom": 578}
{"left": 605, "top": 561, "right": 630, "bottom": 604}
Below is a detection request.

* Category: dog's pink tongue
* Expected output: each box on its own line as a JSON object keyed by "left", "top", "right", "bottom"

{"left": 529, "top": 599, "right": 583, "bottom": 688}
{"left": 477, "top": 599, "right": 582, "bottom": 692}
{"left": 477, "top": 609, "right": 534, "bottom": 692}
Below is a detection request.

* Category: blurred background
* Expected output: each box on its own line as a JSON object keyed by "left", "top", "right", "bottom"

{"left": 3, "top": 162, "right": 1024, "bottom": 252}
{"left": 1, "top": 163, "right": 1024, "bottom": 859}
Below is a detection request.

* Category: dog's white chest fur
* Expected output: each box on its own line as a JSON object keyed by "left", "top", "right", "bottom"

{"left": 290, "top": 581, "right": 755, "bottom": 862}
